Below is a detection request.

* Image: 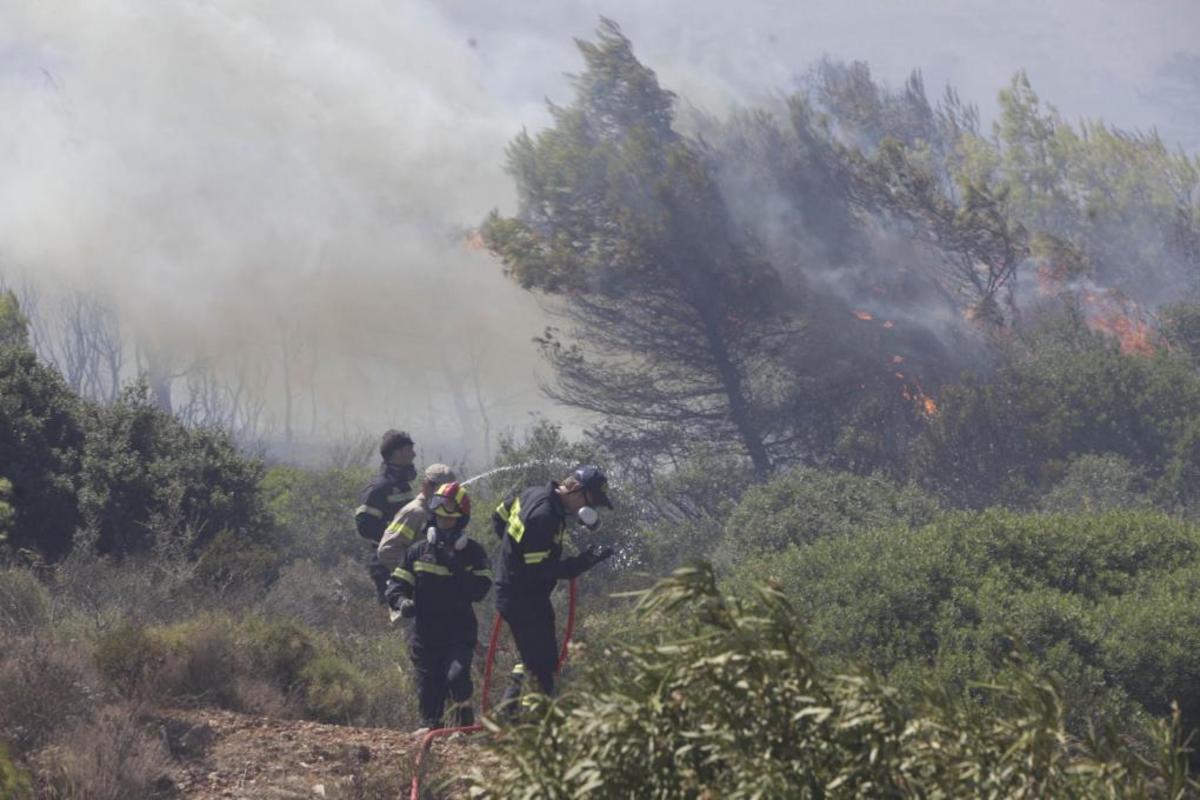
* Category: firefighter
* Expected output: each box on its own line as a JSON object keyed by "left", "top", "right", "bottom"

{"left": 377, "top": 463, "right": 457, "bottom": 574}
{"left": 386, "top": 482, "right": 492, "bottom": 729}
{"left": 354, "top": 429, "right": 418, "bottom": 604}
{"left": 492, "top": 465, "right": 615, "bottom": 711}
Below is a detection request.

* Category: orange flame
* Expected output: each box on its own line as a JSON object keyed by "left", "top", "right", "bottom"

{"left": 463, "top": 230, "right": 486, "bottom": 252}
{"left": 1079, "top": 288, "right": 1158, "bottom": 356}
{"left": 891, "top": 355, "right": 905, "bottom": 364}
{"left": 852, "top": 309, "right": 873, "bottom": 321}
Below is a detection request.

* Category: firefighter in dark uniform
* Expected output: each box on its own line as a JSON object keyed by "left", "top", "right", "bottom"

{"left": 492, "top": 465, "right": 615, "bottom": 710}
{"left": 355, "top": 429, "right": 417, "bottom": 604}
{"left": 386, "top": 482, "right": 492, "bottom": 729}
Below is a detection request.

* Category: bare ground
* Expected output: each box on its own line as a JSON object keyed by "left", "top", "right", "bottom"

{"left": 153, "top": 708, "right": 484, "bottom": 800}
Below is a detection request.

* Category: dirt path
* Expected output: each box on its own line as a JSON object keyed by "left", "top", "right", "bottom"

{"left": 156, "top": 708, "right": 483, "bottom": 799}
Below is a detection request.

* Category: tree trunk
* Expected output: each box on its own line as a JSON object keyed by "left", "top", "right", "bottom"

{"left": 703, "top": 319, "right": 772, "bottom": 479}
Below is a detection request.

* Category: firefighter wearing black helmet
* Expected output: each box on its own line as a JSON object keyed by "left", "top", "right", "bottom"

{"left": 492, "top": 465, "right": 615, "bottom": 710}
{"left": 386, "top": 482, "right": 492, "bottom": 729}
{"left": 354, "top": 429, "right": 418, "bottom": 604}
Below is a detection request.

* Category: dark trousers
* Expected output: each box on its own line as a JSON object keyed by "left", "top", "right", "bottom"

{"left": 500, "top": 601, "right": 558, "bottom": 709}
{"left": 366, "top": 547, "right": 390, "bottom": 605}
{"left": 410, "top": 640, "right": 475, "bottom": 729}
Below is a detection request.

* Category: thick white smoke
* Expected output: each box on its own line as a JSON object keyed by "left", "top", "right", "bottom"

{"left": 0, "top": 0, "right": 1194, "bottom": 465}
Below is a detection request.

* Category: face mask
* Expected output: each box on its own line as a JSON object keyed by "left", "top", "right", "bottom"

{"left": 577, "top": 506, "right": 601, "bottom": 532}
{"left": 427, "top": 525, "right": 468, "bottom": 550}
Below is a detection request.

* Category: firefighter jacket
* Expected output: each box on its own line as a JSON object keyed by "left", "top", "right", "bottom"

{"left": 387, "top": 536, "right": 492, "bottom": 646}
{"left": 354, "top": 464, "right": 416, "bottom": 544}
{"left": 491, "top": 482, "right": 593, "bottom": 612}
{"left": 377, "top": 494, "right": 429, "bottom": 569}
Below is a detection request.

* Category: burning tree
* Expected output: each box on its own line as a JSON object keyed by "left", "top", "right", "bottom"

{"left": 483, "top": 21, "right": 804, "bottom": 478}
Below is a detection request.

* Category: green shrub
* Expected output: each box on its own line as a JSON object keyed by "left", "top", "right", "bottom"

{"left": 239, "top": 616, "right": 318, "bottom": 692}
{"left": 729, "top": 508, "right": 1200, "bottom": 739}
{"left": 0, "top": 347, "right": 84, "bottom": 560}
{"left": 718, "top": 466, "right": 939, "bottom": 564}
{"left": 94, "top": 625, "right": 170, "bottom": 699}
{"left": 155, "top": 616, "right": 240, "bottom": 708}
{"left": 193, "top": 529, "right": 282, "bottom": 593}
{"left": 472, "top": 564, "right": 1195, "bottom": 798}
{"left": 260, "top": 463, "right": 366, "bottom": 564}
{"left": 78, "top": 382, "right": 268, "bottom": 557}
{"left": 300, "top": 655, "right": 368, "bottom": 724}
{"left": 1039, "top": 453, "right": 1151, "bottom": 513}
{"left": 0, "top": 742, "right": 33, "bottom": 800}
{"left": 0, "top": 478, "right": 14, "bottom": 550}
{"left": 0, "top": 568, "right": 50, "bottom": 633}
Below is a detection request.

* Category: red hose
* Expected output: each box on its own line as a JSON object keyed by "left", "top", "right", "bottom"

{"left": 409, "top": 579, "right": 578, "bottom": 800}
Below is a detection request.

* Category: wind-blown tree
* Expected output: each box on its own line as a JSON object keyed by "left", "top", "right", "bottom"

{"left": 482, "top": 21, "right": 804, "bottom": 477}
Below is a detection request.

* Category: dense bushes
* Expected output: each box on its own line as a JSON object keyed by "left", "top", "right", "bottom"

{"left": 78, "top": 383, "right": 269, "bottom": 556}
{"left": 0, "top": 337, "right": 269, "bottom": 562}
{"left": 717, "top": 466, "right": 940, "bottom": 564}
{"left": 0, "top": 346, "right": 85, "bottom": 560}
{"left": 910, "top": 320, "right": 1200, "bottom": 509}
{"left": 729, "top": 508, "right": 1200, "bottom": 737}
{"left": 474, "top": 564, "right": 1195, "bottom": 798}
{"left": 92, "top": 613, "right": 386, "bottom": 726}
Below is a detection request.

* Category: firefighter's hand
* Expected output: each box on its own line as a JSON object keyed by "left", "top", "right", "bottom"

{"left": 398, "top": 599, "right": 417, "bottom": 619}
{"left": 582, "top": 544, "right": 615, "bottom": 568}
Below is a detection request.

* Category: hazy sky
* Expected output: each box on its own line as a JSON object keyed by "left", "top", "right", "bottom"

{"left": 0, "top": 0, "right": 1195, "bottom": 464}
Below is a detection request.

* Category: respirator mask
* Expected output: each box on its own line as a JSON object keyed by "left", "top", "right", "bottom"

{"left": 576, "top": 506, "right": 602, "bottom": 532}
{"left": 427, "top": 522, "right": 468, "bottom": 550}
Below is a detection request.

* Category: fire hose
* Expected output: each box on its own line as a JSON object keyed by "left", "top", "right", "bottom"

{"left": 409, "top": 578, "right": 578, "bottom": 800}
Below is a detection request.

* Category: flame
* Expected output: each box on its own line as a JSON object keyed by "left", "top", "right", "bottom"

{"left": 852, "top": 309, "right": 873, "bottom": 321}
{"left": 1079, "top": 288, "right": 1158, "bottom": 356}
{"left": 882, "top": 320, "right": 895, "bottom": 329}
{"left": 891, "top": 355, "right": 905, "bottom": 364}
{"left": 900, "top": 377, "right": 939, "bottom": 418}
{"left": 463, "top": 230, "right": 486, "bottom": 252}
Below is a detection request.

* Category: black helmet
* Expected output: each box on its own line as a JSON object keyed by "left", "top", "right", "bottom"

{"left": 573, "top": 465, "right": 613, "bottom": 509}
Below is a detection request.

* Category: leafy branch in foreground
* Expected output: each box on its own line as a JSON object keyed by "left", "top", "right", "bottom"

{"left": 471, "top": 562, "right": 1195, "bottom": 799}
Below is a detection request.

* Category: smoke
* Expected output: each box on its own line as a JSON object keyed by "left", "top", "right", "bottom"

{"left": 0, "top": 0, "right": 1194, "bottom": 464}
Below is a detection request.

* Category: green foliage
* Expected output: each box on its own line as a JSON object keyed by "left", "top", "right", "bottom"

{"left": 718, "top": 467, "right": 939, "bottom": 563}
{"left": 193, "top": 529, "right": 282, "bottom": 593}
{"left": 0, "top": 347, "right": 84, "bottom": 560}
{"left": 0, "top": 568, "right": 51, "bottom": 633}
{"left": 0, "top": 479, "right": 13, "bottom": 550}
{"left": 1040, "top": 454, "right": 1151, "bottom": 513}
{"left": 78, "top": 381, "right": 268, "bottom": 556}
{"left": 730, "top": 508, "right": 1200, "bottom": 738}
{"left": 473, "top": 563, "right": 1195, "bottom": 798}
{"left": 299, "top": 654, "right": 368, "bottom": 724}
{"left": 912, "top": 319, "right": 1200, "bottom": 508}
{"left": 0, "top": 291, "right": 29, "bottom": 350}
{"left": 260, "top": 463, "right": 366, "bottom": 564}
{"left": 239, "top": 616, "right": 319, "bottom": 692}
{"left": 483, "top": 21, "right": 802, "bottom": 476}
{"left": 94, "top": 625, "right": 170, "bottom": 699}
{"left": 0, "top": 742, "right": 33, "bottom": 800}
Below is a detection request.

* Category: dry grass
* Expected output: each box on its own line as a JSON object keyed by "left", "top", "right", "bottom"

{"left": 39, "top": 704, "right": 172, "bottom": 800}
{"left": 0, "top": 633, "right": 98, "bottom": 753}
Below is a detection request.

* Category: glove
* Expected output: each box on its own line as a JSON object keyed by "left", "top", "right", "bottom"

{"left": 582, "top": 544, "right": 615, "bottom": 569}
{"left": 398, "top": 599, "right": 417, "bottom": 619}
